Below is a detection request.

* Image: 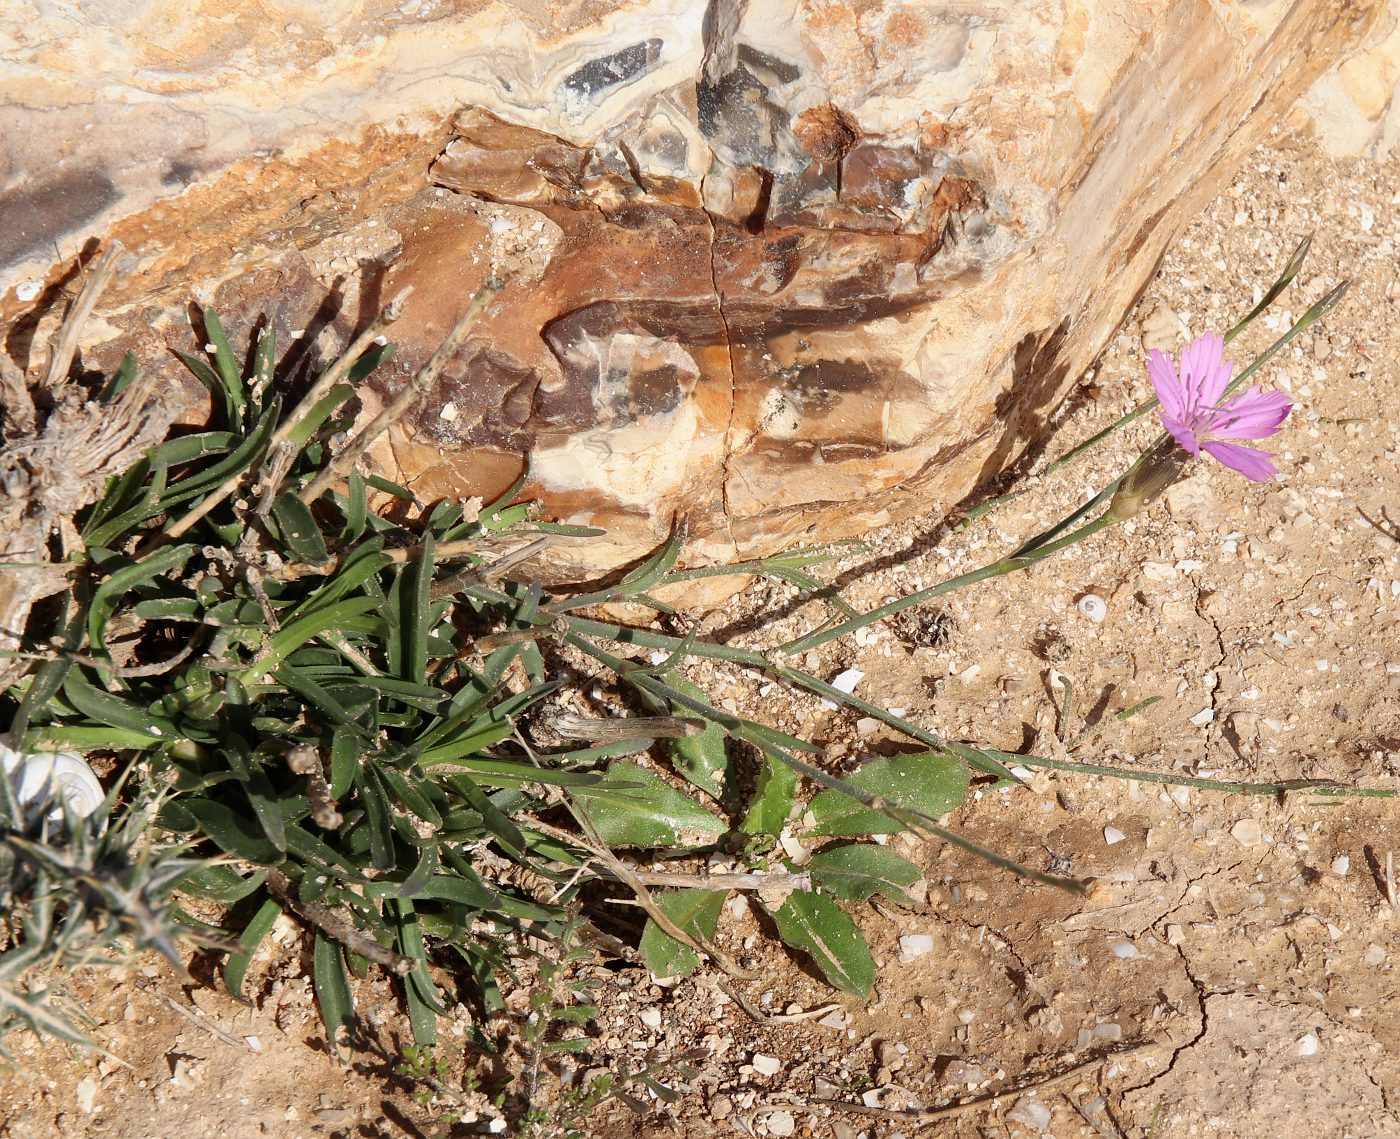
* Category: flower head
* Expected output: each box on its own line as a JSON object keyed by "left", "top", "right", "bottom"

{"left": 1149, "top": 332, "right": 1292, "bottom": 482}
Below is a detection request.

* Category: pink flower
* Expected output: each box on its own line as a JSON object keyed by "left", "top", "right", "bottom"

{"left": 1148, "top": 332, "right": 1293, "bottom": 482}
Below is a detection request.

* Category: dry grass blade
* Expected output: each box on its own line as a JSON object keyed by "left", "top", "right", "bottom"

{"left": 268, "top": 286, "right": 412, "bottom": 454}
{"left": 42, "top": 243, "right": 122, "bottom": 392}
{"left": 300, "top": 279, "right": 503, "bottom": 505}
{"left": 265, "top": 869, "right": 415, "bottom": 976}
{"left": 1, "top": 244, "right": 176, "bottom": 684}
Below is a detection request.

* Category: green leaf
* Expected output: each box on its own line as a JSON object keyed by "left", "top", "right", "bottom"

{"left": 355, "top": 763, "right": 396, "bottom": 873}
{"left": 806, "top": 753, "right": 969, "bottom": 837}
{"left": 281, "top": 384, "right": 354, "bottom": 452}
{"left": 576, "top": 762, "right": 726, "bottom": 848}
{"left": 806, "top": 844, "right": 922, "bottom": 902}
{"left": 313, "top": 933, "right": 357, "bottom": 1053}
{"left": 638, "top": 889, "right": 727, "bottom": 979}
{"left": 390, "top": 534, "right": 432, "bottom": 686}
{"left": 765, "top": 891, "right": 874, "bottom": 996}
{"left": 23, "top": 725, "right": 165, "bottom": 752}
{"left": 181, "top": 864, "right": 268, "bottom": 905}
{"left": 157, "top": 395, "right": 280, "bottom": 511}
{"left": 98, "top": 351, "right": 139, "bottom": 402}
{"left": 270, "top": 492, "right": 329, "bottom": 564}
{"left": 330, "top": 724, "right": 360, "bottom": 799}
{"left": 619, "top": 518, "right": 688, "bottom": 593}
{"left": 740, "top": 752, "right": 797, "bottom": 837}
{"left": 61, "top": 669, "right": 178, "bottom": 740}
{"left": 82, "top": 464, "right": 168, "bottom": 548}
{"left": 393, "top": 900, "right": 439, "bottom": 1046}
{"left": 667, "top": 677, "right": 728, "bottom": 798}
{"left": 87, "top": 544, "right": 197, "bottom": 653}
{"left": 202, "top": 309, "right": 246, "bottom": 428}
{"left": 341, "top": 471, "right": 367, "bottom": 541}
{"left": 181, "top": 798, "right": 281, "bottom": 862}
{"left": 238, "top": 596, "right": 381, "bottom": 685}
{"left": 226, "top": 897, "right": 282, "bottom": 999}
{"left": 226, "top": 745, "right": 288, "bottom": 854}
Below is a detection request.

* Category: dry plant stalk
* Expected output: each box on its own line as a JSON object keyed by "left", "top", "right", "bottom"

{"left": 0, "top": 244, "right": 177, "bottom": 687}
{"left": 299, "top": 279, "right": 503, "bottom": 505}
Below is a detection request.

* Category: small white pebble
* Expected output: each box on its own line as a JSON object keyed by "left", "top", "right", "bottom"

{"left": 1297, "top": 1033, "right": 1320, "bottom": 1057}
{"left": 14, "top": 280, "right": 42, "bottom": 302}
{"left": 1006, "top": 1098, "right": 1052, "bottom": 1128}
{"left": 1189, "top": 707, "right": 1215, "bottom": 726}
{"left": 638, "top": 1007, "right": 662, "bottom": 1030}
{"left": 818, "top": 668, "right": 865, "bottom": 708}
{"left": 245, "top": 1035, "right": 262, "bottom": 1053}
{"left": 1363, "top": 944, "right": 1387, "bottom": 966}
{"left": 1230, "top": 819, "right": 1264, "bottom": 847}
{"left": 1330, "top": 855, "right": 1350, "bottom": 876}
{"left": 1094, "top": 1022, "right": 1123, "bottom": 1042}
{"left": 752, "top": 1053, "right": 782, "bottom": 1077}
{"left": 898, "top": 934, "right": 935, "bottom": 961}
{"left": 1110, "top": 941, "right": 1138, "bottom": 959}
{"left": 1104, "top": 826, "right": 1126, "bottom": 845}
{"left": 765, "top": 1110, "right": 796, "bottom": 1136}
{"left": 75, "top": 1077, "right": 99, "bottom": 1114}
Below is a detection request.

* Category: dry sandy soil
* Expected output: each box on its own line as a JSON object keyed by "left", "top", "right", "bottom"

{"left": 2, "top": 121, "right": 1399, "bottom": 1139}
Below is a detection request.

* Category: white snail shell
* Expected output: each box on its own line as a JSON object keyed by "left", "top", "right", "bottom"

{"left": 1, "top": 743, "right": 105, "bottom": 830}
{"left": 1076, "top": 593, "right": 1108, "bottom": 624}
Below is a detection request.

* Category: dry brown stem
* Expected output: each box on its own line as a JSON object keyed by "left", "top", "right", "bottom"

{"left": 299, "top": 280, "right": 502, "bottom": 505}
{"left": 1, "top": 244, "right": 177, "bottom": 686}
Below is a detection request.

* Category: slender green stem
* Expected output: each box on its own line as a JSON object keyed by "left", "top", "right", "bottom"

{"left": 982, "top": 746, "right": 1395, "bottom": 798}
{"left": 780, "top": 514, "right": 1118, "bottom": 655}
{"left": 959, "top": 234, "right": 1321, "bottom": 524}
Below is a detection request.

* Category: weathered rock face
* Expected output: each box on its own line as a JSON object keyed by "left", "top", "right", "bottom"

{"left": 0, "top": 1, "right": 1387, "bottom": 579}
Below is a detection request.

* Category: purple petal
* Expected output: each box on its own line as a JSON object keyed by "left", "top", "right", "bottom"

{"left": 1160, "top": 412, "right": 1202, "bottom": 456}
{"left": 1182, "top": 332, "right": 1233, "bottom": 411}
{"left": 1201, "top": 439, "right": 1279, "bottom": 482}
{"left": 1148, "top": 348, "right": 1186, "bottom": 419}
{"left": 1210, "top": 388, "right": 1292, "bottom": 440}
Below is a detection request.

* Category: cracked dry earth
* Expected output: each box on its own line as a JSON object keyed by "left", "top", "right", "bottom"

{"left": 2, "top": 126, "right": 1399, "bottom": 1139}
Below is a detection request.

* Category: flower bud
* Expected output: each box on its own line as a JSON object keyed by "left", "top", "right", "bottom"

{"left": 1108, "top": 436, "right": 1190, "bottom": 520}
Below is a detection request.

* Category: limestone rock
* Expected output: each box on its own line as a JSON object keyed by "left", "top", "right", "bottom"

{"left": 0, "top": 2, "right": 1386, "bottom": 581}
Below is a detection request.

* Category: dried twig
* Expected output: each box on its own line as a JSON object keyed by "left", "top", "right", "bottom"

{"left": 285, "top": 743, "right": 343, "bottom": 830}
{"left": 587, "top": 864, "right": 813, "bottom": 892}
{"left": 156, "top": 993, "right": 245, "bottom": 1048}
{"left": 271, "top": 286, "right": 411, "bottom": 455}
{"left": 750, "top": 1042, "right": 1157, "bottom": 1126}
{"left": 163, "top": 289, "right": 414, "bottom": 542}
{"left": 300, "top": 279, "right": 502, "bottom": 505}
{"left": 718, "top": 982, "right": 838, "bottom": 1024}
{"left": 264, "top": 868, "right": 415, "bottom": 976}
{"left": 0, "top": 354, "right": 35, "bottom": 437}
{"left": 42, "top": 243, "right": 122, "bottom": 392}
{"left": 1, "top": 244, "right": 176, "bottom": 685}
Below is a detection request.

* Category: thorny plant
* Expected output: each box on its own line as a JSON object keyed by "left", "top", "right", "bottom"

{"left": 0, "top": 235, "right": 1391, "bottom": 1128}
